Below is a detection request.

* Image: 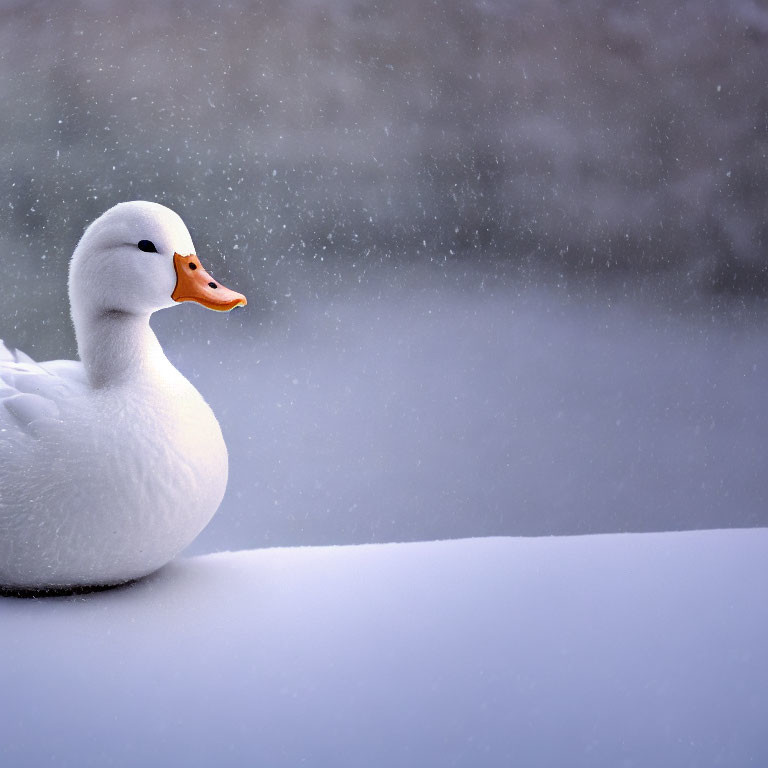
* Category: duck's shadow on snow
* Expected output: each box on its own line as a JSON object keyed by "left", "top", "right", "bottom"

{"left": 0, "top": 562, "right": 189, "bottom": 600}
{"left": 0, "top": 578, "right": 149, "bottom": 600}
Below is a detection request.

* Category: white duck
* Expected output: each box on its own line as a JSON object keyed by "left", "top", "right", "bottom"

{"left": 0, "top": 201, "right": 246, "bottom": 591}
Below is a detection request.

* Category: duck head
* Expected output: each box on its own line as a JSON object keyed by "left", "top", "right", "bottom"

{"left": 69, "top": 201, "right": 246, "bottom": 321}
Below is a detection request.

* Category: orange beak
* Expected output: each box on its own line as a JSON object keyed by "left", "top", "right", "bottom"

{"left": 171, "top": 252, "right": 247, "bottom": 311}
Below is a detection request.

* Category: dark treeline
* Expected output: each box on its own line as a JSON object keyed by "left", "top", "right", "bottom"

{"left": 1, "top": 0, "right": 767, "bottom": 355}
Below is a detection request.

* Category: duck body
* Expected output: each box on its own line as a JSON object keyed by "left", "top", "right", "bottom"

{"left": 0, "top": 201, "right": 246, "bottom": 590}
{"left": 0, "top": 340, "right": 227, "bottom": 588}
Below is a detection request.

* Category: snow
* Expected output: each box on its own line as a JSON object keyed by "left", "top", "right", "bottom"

{"left": 2, "top": 528, "right": 767, "bottom": 766}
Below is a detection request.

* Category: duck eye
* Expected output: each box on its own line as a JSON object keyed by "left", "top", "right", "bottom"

{"left": 137, "top": 240, "right": 158, "bottom": 253}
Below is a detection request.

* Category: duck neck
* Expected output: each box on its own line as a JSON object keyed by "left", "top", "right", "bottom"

{"left": 75, "top": 309, "right": 167, "bottom": 389}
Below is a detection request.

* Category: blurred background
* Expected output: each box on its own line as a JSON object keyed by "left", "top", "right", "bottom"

{"left": 1, "top": 0, "right": 766, "bottom": 551}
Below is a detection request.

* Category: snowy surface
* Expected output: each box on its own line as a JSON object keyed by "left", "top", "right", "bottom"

{"left": 2, "top": 529, "right": 766, "bottom": 767}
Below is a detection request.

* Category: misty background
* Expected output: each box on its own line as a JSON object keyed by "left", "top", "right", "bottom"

{"left": 0, "top": 0, "right": 766, "bottom": 550}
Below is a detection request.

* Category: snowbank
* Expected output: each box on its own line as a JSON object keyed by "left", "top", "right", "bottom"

{"left": 2, "top": 529, "right": 767, "bottom": 766}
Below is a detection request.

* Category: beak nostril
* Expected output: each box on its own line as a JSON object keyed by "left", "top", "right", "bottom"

{"left": 189, "top": 263, "right": 197, "bottom": 270}
{"left": 208, "top": 282, "right": 218, "bottom": 289}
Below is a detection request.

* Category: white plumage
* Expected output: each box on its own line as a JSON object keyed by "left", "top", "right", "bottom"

{"left": 0, "top": 201, "right": 246, "bottom": 590}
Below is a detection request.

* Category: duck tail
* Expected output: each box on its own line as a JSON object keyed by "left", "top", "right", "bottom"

{"left": 0, "top": 339, "right": 35, "bottom": 364}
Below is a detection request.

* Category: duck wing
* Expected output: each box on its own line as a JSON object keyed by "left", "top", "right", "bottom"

{"left": 1, "top": 340, "right": 88, "bottom": 434}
